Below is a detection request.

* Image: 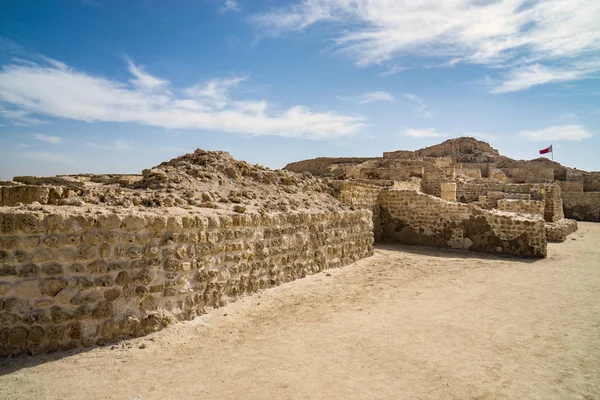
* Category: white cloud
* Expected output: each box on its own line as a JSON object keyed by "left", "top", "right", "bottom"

{"left": 85, "top": 140, "right": 135, "bottom": 150}
{"left": 338, "top": 91, "right": 394, "bottom": 104}
{"left": 127, "top": 60, "right": 169, "bottom": 89}
{"left": 183, "top": 76, "right": 247, "bottom": 109}
{"left": 252, "top": 0, "right": 600, "bottom": 92}
{"left": 17, "top": 152, "right": 76, "bottom": 165}
{"left": 32, "top": 133, "right": 62, "bottom": 144}
{"left": 379, "top": 65, "right": 410, "bottom": 78}
{"left": 0, "top": 57, "right": 364, "bottom": 140}
{"left": 489, "top": 64, "right": 591, "bottom": 94}
{"left": 0, "top": 106, "right": 45, "bottom": 125}
{"left": 404, "top": 128, "right": 448, "bottom": 138}
{"left": 404, "top": 93, "right": 432, "bottom": 118}
{"left": 520, "top": 125, "right": 593, "bottom": 141}
{"left": 220, "top": 0, "right": 240, "bottom": 12}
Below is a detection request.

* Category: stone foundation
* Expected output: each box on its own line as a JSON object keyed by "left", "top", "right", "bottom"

{"left": 378, "top": 190, "right": 547, "bottom": 258}
{"left": 562, "top": 192, "right": 600, "bottom": 222}
{"left": 0, "top": 208, "right": 373, "bottom": 356}
{"left": 545, "top": 219, "right": 578, "bottom": 242}
{"left": 497, "top": 199, "right": 545, "bottom": 217}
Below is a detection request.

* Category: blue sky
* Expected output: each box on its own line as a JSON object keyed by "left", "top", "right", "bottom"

{"left": 0, "top": 0, "right": 599, "bottom": 180}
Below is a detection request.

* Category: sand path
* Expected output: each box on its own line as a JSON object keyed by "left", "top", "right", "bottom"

{"left": 2, "top": 222, "right": 599, "bottom": 400}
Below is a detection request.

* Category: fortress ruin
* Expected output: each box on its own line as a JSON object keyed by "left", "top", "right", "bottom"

{"left": 1, "top": 137, "right": 597, "bottom": 356}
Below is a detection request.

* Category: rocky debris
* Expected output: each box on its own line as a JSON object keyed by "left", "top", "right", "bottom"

{"left": 1, "top": 149, "right": 344, "bottom": 213}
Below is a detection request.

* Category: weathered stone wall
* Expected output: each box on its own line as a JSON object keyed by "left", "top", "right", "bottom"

{"left": 583, "top": 173, "right": 600, "bottom": 192}
{"left": 562, "top": 192, "right": 600, "bottom": 222}
{"left": 456, "top": 167, "right": 482, "bottom": 179}
{"left": 283, "top": 157, "right": 375, "bottom": 176}
{"left": 558, "top": 181, "right": 584, "bottom": 193}
{"left": 331, "top": 181, "right": 382, "bottom": 240}
{"left": 378, "top": 190, "right": 546, "bottom": 258}
{"left": 545, "top": 219, "right": 578, "bottom": 242}
{"left": 359, "top": 167, "right": 422, "bottom": 181}
{"left": 0, "top": 208, "right": 373, "bottom": 356}
{"left": 0, "top": 186, "right": 71, "bottom": 207}
{"left": 543, "top": 183, "right": 564, "bottom": 222}
{"left": 503, "top": 168, "right": 555, "bottom": 183}
{"left": 497, "top": 199, "right": 544, "bottom": 217}
{"left": 456, "top": 181, "right": 543, "bottom": 203}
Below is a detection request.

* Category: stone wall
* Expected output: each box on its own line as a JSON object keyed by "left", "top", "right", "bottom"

{"left": 378, "top": 190, "right": 547, "bottom": 258}
{"left": 0, "top": 186, "right": 71, "bottom": 207}
{"left": 583, "top": 173, "right": 600, "bottom": 192}
{"left": 562, "top": 192, "right": 600, "bottom": 222}
{"left": 283, "top": 157, "right": 375, "bottom": 176}
{"left": 558, "top": 181, "right": 583, "bottom": 193}
{"left": 497, "top": 199, "right": 544, "bottom": 217}
{"left": 543, "top": 183, "right": 564, "bottom": 223}
{"left": 0, "top": 208, "right": 373, "bottom": 356}
{"left": 456, "top": 181, "right": 543, "bottom": 204}
{"left": 545, "top": 219, "right": 578, "bottom": 242}
{"left": 331, "top": 181, "right": 382, "bottom": 240}
{"left": 503, "top": 168, "right": 555, "bottom": 183}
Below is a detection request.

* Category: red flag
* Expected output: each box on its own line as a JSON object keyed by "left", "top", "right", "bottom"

{"left": 539, "top": 145, "right": 552, "bottom": 155}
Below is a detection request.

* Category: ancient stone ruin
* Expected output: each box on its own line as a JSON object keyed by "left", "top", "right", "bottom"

{"left": 1, "top": 138, "right": 596, "bottom": 356}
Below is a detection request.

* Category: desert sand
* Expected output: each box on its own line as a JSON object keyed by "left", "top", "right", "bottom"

{"left": 1, "top": 222, "right": 599, "bottom": 400}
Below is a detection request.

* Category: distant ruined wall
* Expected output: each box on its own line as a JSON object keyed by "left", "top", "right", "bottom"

{"left": 558, "top": 181, "right": 584, "bottom": 193}
{"left": 378, "top": 190, "right": 547, "bottom": 258}
{"left": 283, "top": 157, "right": 375, "bottom": 176}
{"left": 456, "top": 182, "right": 543, "bottom": 204}
{"left": 0, "top": 209, "right": 373, "bottom": 356}
{"left": 583, "top": 173, "right": 600, "bottom": 192}
{"left": 331, "top": 181, "right": 382, "bottom": 240}
{"left": 497, "top": 199, "right": 545, "bottom": 217}
{"left": 503, "top": 168, "right": 555, "bottom": 183}
{"left": 562, "top": 192, "right": 600, "bottom": 222}
{"left": 0, "top": 186, "right": 72, "bottom": 207}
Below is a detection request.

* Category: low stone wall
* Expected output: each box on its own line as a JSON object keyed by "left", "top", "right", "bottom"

{"left": 545, "top": 219, "right": 578, "bottom": 242}
{"left": 563, "top": 192, "right": 600, "bottom": 222}
{"left": 558, "top": 181, "right": 583, "bottom": 193}
{"left": 378, "top": 190, "right": 547, "bottom": 258}
{"left": 331, "top": 181, "right": 382, "bottom": 240}
{"left": 497, "top": 199, "right": 544, "bottom": 217}
{"left": 0, "top": 185, "right": 70, "bottom": 207}
{"left": 543, "top": 183, "right": 564, "bottom": 223}
{"left": 457, "top": 181, "right": 543, "bottom": 204}
{"left": 0, "top": 208, "right": 373, "bottom": 356}
{"left": 502, "top": 167, "right": 555, "bottom": 183}
{"left": 583, "top": 173, "right": 600, "bottom": 192}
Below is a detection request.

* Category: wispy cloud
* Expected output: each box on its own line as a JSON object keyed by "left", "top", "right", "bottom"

{"left": 252, "top": 0, "right": 600, "bottom": 92}
{"left": 0, "top": 56, "right": 364, "bottom": 139}
{"left": 520, "top": 125, "right": 593, "bottom": 141}
{"left": 404, "top": 129, "right": 498, "bottom": 141}
{"left": 404, "top": 128, "right": 448, "bottom": 138}
{"left": 126, "top": 59, "right": 169, "bottom": 89}
{"left": 85, "top": 140, "right": 134, "bottom": 150}
{"left": 337, "top": 91, "right": 394, "bottom": 104}
{"left": 404, "top": 93, "right": 432, "bottom": 118}
{"left": 0, "top": 106, "right": 45, "bottom": 125}
{"left": 32, "top": 133, "right": 62, "bottom": 144}
{"left": 219, "top": 0, "right": 240, "bottom": 13}
{"left": 379, "top": 65, "right": 410, "bottom": 78}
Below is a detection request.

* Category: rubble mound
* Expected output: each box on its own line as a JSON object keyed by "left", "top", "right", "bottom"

{"left": 130, "top": 149, "right": 337, "bottom": 212}
{"left": 1, "top": 149, "right": 343, "bottom": 213}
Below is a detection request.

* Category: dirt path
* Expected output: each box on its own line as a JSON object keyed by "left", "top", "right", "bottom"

{"left": 2, "top": 223, "right": 599, "bottom": 400}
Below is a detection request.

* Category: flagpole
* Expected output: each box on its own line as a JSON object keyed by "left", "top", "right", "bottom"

{"left": 552, "top": 144, "right": 553, "bottom": 161}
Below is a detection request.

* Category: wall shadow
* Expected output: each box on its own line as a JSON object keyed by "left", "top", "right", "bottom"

{"left": 375, "top": 242, "right": 542, "bottom": 263}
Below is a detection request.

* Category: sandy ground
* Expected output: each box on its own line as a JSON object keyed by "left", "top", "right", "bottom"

{"left": 1, "top": 223, "right": 599, "bottom": 400}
